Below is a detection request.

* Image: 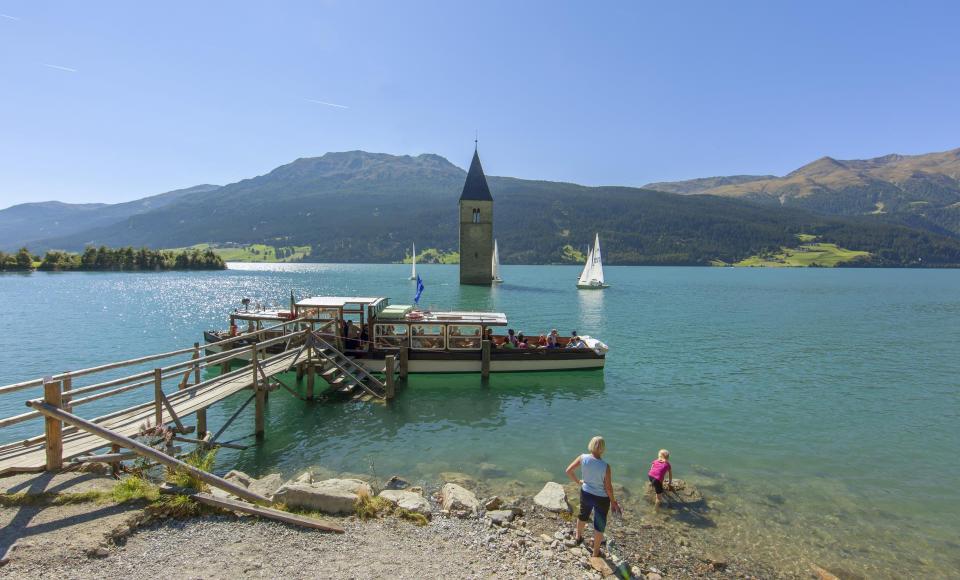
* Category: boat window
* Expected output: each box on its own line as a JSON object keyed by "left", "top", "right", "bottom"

{"left": 447, "top": 325, "right": 482, "bottom": 350}
{"left": 410, "top": 324, "right": 445, "bottom": 350}
{"left": 374, "top": 324, "right": 409, "bottom": 349}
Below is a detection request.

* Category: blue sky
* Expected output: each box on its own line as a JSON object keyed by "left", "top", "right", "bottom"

{"left": 1, "top": 0, "right": 958, "bottom": 208}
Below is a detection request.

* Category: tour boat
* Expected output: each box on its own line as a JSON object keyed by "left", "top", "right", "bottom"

{"left": 492, "top": 239, "right": 503, "bottom": 283}
{"left": 409, "top": 243, "right": 417, "bottom": 280}
{"left": 204, "top": 296, "right": 608, "bottom": 373}
{"left": 577, "top": 233, "right": 609, "bottom": 289}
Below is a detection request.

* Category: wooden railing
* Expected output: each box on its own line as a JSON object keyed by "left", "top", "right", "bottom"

{"left": 0, "top": 318, "right": 312, "bottom": 444}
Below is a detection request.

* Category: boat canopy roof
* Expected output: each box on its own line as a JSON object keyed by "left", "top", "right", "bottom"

{"left": 411, "top": 310, "right": 508, "bottom": 326}
{"left": 296, "top": 296, "right": 387, "bottom": 308}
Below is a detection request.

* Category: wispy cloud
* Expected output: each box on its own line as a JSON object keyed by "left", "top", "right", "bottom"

{"left": 1, "top": 14, "right": 20, "bottom": 21}
{"left": 304, "top": 98, "right": 348, "bottom": 109}
{"left": 42, "top": 63, "right": 78, "bottom": 73}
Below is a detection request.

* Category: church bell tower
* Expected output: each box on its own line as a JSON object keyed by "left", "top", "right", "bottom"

{"left": 458, "top": 147, "right": 494, "bottom": 285}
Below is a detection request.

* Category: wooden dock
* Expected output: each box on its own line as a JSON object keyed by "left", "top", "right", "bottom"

{"left": 0, "top": 320, "right": 399, "bottom": 476}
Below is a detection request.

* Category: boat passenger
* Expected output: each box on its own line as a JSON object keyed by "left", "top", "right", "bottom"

{"left": 565, "top": 436, "right": 621, "bottom": 558}
{"left": 547, "top": 329, "right": 560, "bottom": 349}
{"left": 483, "top": 328, "right": 497, "bottom": 348}
{"left": 517, "top": 332, "right": 528, "bottom": 349}
{"left": 505, "top": 329, "right": 518, "bottom": 349}
{"left": 566, "top": 335, "right": 586, "bottom": 349}
{"left": 229, "top": 321, "right": 239, "bottom": 337}
{"left": 359, "top": 326, "right": 369, "bottom": 351}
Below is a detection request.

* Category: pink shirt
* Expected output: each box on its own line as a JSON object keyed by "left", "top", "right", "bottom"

{"left": 648, "top": 459, "right": 671, "bottom": 481}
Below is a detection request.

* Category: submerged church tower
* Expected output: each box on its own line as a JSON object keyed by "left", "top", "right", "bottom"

{"left": 458, "top": 147, "right": 494, "bottom": 285}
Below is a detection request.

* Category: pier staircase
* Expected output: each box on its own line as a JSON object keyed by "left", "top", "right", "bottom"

{"left": 301, "top": 332, "right": 387, "bottom": 402}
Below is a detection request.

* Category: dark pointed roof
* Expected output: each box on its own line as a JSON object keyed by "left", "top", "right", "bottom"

{"left": 459, "top": 149, "right": 493, "bottom": 201}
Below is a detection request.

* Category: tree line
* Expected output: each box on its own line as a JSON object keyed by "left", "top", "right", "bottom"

{"left": 0, "top": 246, "right": 226, "bottom": 272}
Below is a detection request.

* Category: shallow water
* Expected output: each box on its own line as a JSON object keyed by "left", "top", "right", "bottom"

{"left": 1, "top": 264, "right": 958, "bottom": 577}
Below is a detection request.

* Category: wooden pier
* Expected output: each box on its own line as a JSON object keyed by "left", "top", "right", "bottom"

{"left": 0, "top": 320, "right": 403, "bottom": 476}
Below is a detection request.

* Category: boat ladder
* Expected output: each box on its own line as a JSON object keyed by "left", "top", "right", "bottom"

{"left": 301, "top": 332, "right": 387, "bottom": 401}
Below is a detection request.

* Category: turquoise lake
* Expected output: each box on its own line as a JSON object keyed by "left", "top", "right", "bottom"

{"left": 1, "top": 264, "right": 958, "bottom": 577}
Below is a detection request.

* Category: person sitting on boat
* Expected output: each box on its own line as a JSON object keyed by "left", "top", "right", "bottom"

{"left": 505, "top": 329, "right": 519, "bottom": 349}
{"left": 547, "top": 329, "right": 560, "bottom": 349}
{"left": 566, "top": 331, "right": 586, "bottom": 349}
{"left": 517, "top": 332, "right": 529, "bottom": 349}
{"left": 483, "top": 327, "right": 497, "bottom": 348}
{"left": 536, "top": 334, "right": 548, "bottom": 348}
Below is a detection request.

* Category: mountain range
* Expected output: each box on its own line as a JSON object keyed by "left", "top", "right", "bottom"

{"left": 2, "top": 148, "right": 960, "bottom": 267}
{"left": 645, "top": 148, "right": 960, "bottom": 238}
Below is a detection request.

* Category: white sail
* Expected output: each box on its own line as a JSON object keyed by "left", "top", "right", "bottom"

{"left": 492, "top": 239, "right": 503, "bottom": 282}
{"left": 409, "top": 243, "right": 417, "bottom": 280}
{"left": 577, "top": 243, "right": 595, "bottom": 286}
{"left": 591, "top": 233, "right": 605, "bottom": 285}
{"left": 577, "top": 233, "right": 606, "bottom": 288}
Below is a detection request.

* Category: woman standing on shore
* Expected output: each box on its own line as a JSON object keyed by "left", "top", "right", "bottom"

{"left": 565, "top": 436, "right": 621, "bottom": 557}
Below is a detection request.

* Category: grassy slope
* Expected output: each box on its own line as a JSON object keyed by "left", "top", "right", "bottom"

{"left": 166, "top": 243, "right": 311, "bottom": 262}
{"left": 725, "top": 235, "right": 870, "bottom": 267}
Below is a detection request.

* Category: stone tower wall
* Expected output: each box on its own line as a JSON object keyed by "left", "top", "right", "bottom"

{"left": 459, "top": 200, "right": 493, "bottom": 285}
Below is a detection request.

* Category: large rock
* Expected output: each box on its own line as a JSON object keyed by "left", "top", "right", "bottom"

{"left": 272, "top": 478, "right": 371, "bottom": 515}
{"left": 487, "top": 509, "right": 516, "bottom": 526}
{"left": 220, "top": 470, "right": 283, "bottom": 500}
{"left": 378, "top": 489, "right": 432, "bottom": 518}
{"left": 534, "top": 482, "right": 571, "bottom": 513}
{"left": 250, "top": 473, "right": 283, "bottom": 499}
{"left": 440, "top": 483, "right": 480, "bottom": 516}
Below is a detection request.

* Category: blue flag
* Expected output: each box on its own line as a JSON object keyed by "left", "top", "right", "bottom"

{"left": 414, "top": 274, "right": 424, "bottom": 305}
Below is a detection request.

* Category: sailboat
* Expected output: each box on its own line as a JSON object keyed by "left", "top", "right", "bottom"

{"left": 409, "top": 243, "right": 417, "bottom": 280}
{"left": 577, "top": 233, "right": 608, "bottom": 289}
{"left": 492, "top": 239, "right": 503, "bottom": 283}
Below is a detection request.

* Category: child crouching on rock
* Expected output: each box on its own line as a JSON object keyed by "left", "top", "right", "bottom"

{"left": 648, "top": 449, "right": 673, "bottom": 507}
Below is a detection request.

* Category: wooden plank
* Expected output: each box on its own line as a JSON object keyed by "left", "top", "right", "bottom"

{"left": 26, "top": 401, "right": 269, "bottom": 504}
{"left": 190, "top": 493, "right": 343, "bottom": 533}
{"left": 385, "top": 355, "right": 396, "bottom": 399}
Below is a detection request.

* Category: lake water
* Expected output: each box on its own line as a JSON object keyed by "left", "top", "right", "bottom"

{"left": 1, "top": 264, "right": 958, "bottom": 577}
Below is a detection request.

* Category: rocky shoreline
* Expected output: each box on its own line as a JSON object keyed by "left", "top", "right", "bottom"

{"left": 0, "top": 466, "right": 813, "bottom": 579}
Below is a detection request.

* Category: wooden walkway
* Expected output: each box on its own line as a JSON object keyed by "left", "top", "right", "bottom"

{"left": 0, "top": 348, "right": 302, "bottom": 475}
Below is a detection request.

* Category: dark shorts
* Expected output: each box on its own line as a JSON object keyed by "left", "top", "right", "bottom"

{"left": 649, "top": 475, "right": 664, "bottom": 494}
{"left": 578, "top": 490, "right": 610, "bottom": 533}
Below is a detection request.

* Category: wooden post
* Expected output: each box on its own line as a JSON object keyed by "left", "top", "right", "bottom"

{"left": 110, "top": 443, "right": 121, "bottom": 477}
{"left": 481, "top": 340, "right": 491, "bottom": 380}
{"left": 384, "top": 355, "right": 396, "bottom": 400}
{"left": 399, "top": 347, "right": 409, "bottom": 379}
{"left": 62, "top": 373, "right": 72, "bottom": 413}
{"left": 296, "top": 362, "right": 305, "bottom": 382}
{"left": 306, "top": 350, "right": 315, "bottom": 400}
{"left": 153, "top": 368, "right": 163, "bottom": 427}
{"left": 253, "top": 345, "right": 265, "bottom": 439}
{"left": 43, "top": 377, "right": 63, "bottom": 471}
{"left": 27, "top": 401, "right": 270, "bottom": 504}
{"left": 192, "top": 343, "right": 207, "bottom": 439}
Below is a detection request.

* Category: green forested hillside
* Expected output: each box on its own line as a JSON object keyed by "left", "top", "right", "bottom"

{"left": 18, "top": 151, "right": 960, "bottom": 267}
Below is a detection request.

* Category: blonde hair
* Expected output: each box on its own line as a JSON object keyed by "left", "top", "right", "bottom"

{"left": 587, "top": 436, "right": 606, "bottom": 457}
{"left": 658, "top": 449, "right": 670, "bottom": 460}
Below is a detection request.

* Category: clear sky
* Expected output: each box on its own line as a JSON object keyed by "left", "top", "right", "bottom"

{"left": 1, "top": 0, "right": 958, "bottom": 208}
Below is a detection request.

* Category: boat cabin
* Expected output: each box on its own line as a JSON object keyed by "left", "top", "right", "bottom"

{"left": 293, "top": 296, "right": 508, "bottom": 353}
